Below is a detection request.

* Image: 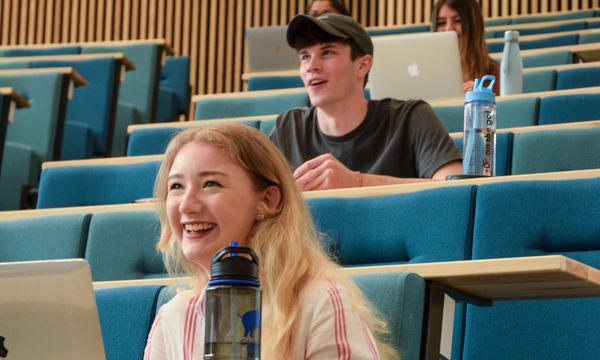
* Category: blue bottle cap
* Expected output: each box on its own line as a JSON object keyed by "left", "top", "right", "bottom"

{"left": 465, "top": 75, "right": 496, "bottom": 104}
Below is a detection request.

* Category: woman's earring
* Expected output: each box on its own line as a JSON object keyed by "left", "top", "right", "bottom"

{"left": 256, "top": 209, "right": 265, "bottom": 221}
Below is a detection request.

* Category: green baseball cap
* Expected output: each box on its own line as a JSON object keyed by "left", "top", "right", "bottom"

{"left": 286, "top": 13, "right": 374, "bottom": 56}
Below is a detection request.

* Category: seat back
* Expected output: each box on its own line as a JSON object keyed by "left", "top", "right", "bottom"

{"left": 453, "top": 131, "right": 514, "bottom": 176}
{"left": 36, "top": 160, "right": 161, "bottom": 208}
{"left": 463, "top": 177, "right": 600, "bottom": 359}
{"left": 159, "top": 56, "right": 191, "bottom": 116}
{"left": 538, "top": 93, "right": 600, "bottom": 125}
{"left": 95, "top": 285, "right": 164, "bottom": 360}
{"left": 511, "top": 126, "right": 600, "bottom": 174}
{"left": 2, "top": 45, "right": 81, "bottom": 56}
{"left": 523, "top": 69, "right": 557, "bottom": 93}
{"left": 194, "top": 91, "right": 310, "bottom": 120}
{"left": 0, "top": 213, "right": 90, "bottom": 262}
{"left": 85, "top": 210, "right": 165, "bottom": 281}
{"left": 82, "top": 42, "right": 160, "bottom": 124}
{"left": 555, "top": 66, "right": 600, "bottom": 90}
{"left": 247, "top": 75, "right": 304, "bottom": 91}
{"left": 32, "top": 57, "right": 118, "bottom": 157}
{"left": 521, "top": 50, "right": 573, "bottom": 68}
{"left": 366, "top": 24, "right": 430, "bottom": 36}
{"left": 351, "top": 272, "right": 425, "bottom": 360}
{"left": 306, "top": 185, "right": 477, "bottom": 266}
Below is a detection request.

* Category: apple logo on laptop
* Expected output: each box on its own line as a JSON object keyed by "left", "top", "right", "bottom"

{"left": 407, "top": 61, "right": 420, "bottom": 77}
{"left": 0, "top": 336, "right": 8, "bottom": 357}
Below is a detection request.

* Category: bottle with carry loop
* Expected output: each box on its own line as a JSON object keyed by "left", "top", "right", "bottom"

{"left": 500, "top": 30, "right": 523, "bottom": 96}
{"left": 462, "top": 75, "right": 497, "bottom": 177}
{"left": 204, "top": 242, "right": 261, "bottom": 359}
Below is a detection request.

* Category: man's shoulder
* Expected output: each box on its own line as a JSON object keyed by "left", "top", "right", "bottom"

{"left": 277, "top": 106, "right": 312, "bottom": 123}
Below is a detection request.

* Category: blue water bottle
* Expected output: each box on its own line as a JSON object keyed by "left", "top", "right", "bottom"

{"left": 204, "top": 242, "right": 261, "bottom": 359}
{"left": 463, "top": 75, "right": 496, "bottom": 176}
{"left": 500, "top": 30, "right": 523, "bottom": 96}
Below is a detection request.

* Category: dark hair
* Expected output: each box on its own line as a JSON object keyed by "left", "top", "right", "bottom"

{"left": 308, "top": 0, "right": 350, "bottom": 17}
{"left": 432, "top": 0, "right": 494, "bottom": 79}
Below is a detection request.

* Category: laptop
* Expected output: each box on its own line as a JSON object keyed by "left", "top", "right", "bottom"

{"left": 245, "top": 25, "right": 300, "bottom": 72}
{"left": 0, "top": 259, "right": 106, "bottom": 359}
{"left": 368, "top": 31, "right": 464, "bottom": 102}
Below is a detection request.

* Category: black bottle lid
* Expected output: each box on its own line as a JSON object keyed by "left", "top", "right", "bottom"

{"left": 208, "top": 243, "right": 259, "bottom": 286}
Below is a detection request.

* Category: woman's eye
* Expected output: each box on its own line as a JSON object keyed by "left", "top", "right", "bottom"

{"left": 169, "top": 183, "right": 182, "bottom": 191}
{"left": 204, "top": 180, "right": 221, "bottom": 188}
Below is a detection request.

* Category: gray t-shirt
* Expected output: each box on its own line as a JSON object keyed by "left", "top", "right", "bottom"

{"left": 269, "top": 98, "right": 462, "bottom": 179}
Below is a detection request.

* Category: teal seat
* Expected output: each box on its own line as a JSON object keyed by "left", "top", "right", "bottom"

{"left": 156, "top": 56, "right": 191, "bottom": 122}
{"left": 351, "top": 272, "right": 425, "bottom": 360}
{"left": 579, "top": 32, "right": 600, "bottom": 44}
{"left": 85, "top": 211, "right": 166, "bottom": 281}
{"left": 498, "top": 21, "right": 586, "bottom": 37}
{"left": 523, "top": 69, "right": 557, "bottom": 93}
{"left": 366, "top": 24, "right": 430, "bottom": 36}
{"left": 247, "top": 75, "right": 304, "bottom": 91}
{"left": 463, "top": 177, "right": 600, "bottom": 359}
{"left": 2, "top": 45, "right": 81, "bottom": 56}
{"left": 36, "top": 160, "right": 161, "bottom": 208}
{"left": 194, "top": 92, "right": 310, "bottom": 120}
{"left": 538, "top": 94, "right": 600, "bottom": 125}
{"left": 555, "top": 67, "right": 600, "bottom": 90}
{"left": 511, "top": 126, "right": 600, "bottom": 175}
{"left": 0, "top": 213, "right": 91, "bottom": 262}
{"left": 453, "top": 132, "right": 514, "bottom": 176}
{"left": 0, "top": 142, "right": 42, "bottom": 210}
{"left": 95, "top": 285, "right": 164, "bottom": 360}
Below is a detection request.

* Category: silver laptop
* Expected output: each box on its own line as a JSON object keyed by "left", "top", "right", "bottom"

{"left": 0, "top": 259, "right": 106, "bottom": 360}
{"left": 245, "top": 25, "right": 300, "bottom": 72}
{"left": 369, "top": 31, "right": 464, "bottom": 101}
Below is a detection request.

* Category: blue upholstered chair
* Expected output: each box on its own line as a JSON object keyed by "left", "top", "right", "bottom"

{"left": 351, "top": 272, "right": 425, "bottom": 360}
{"left": 126, "top": 120, "right": 261, "bottom": 156}
{"left": 537, "top": 93, "right": 600, "bottom": 125}
{"left": 555, "top": 66, "right": 600, "bottom": 90}
{"left": 306, "top": 185, "right": 476, "bottom": 266}
{"left": 0, "top": 213, "right": 91, "bottom": 262}
{"left": 85, "top": 211, "right": 166, "bottom": 281}
{"left": 461, "top": 177, "right": 600, "bottom": 359}
{"left": 36, "top": 160, "right": 161, "bottom": 208}
{"left": 487, "top": 35, "right": 578, "bottom": 53}
{"left": 156, "top": 56, "right": 191, "bottom": 122}
{"left": 498, "top": 21, "right": 586, "bottom": 37}
{"left": 511, "top": 126, "right": 600, "bottom": 174}
{"left": 95, "top": 285, "right": 164, "bottom": 360}
{"left": 194, "top": 91, "right": 310, "bottom": 120}
{"left": 247, "top": 75, "right": 304, "bottom": 91}
{"left": 2, "top": 46, "right": 81, "bottom": 56}
{"left": 31, "top": 57, "right": 119, "bottom": 159}
{"left": 523, "top": 69, "right": 557, "bottom": 93}
{"left": 521, "top": 50, "right": 573, "bottom": 68}
{"left": 579, "top": 31, "right": 600, "bottom": 44}
{"left": 366, "top": 24, "right": 430, "bottom": 36}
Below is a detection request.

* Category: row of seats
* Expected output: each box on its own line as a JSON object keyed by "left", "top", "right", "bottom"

{"left": 94, "top": 270, "right": 425, "bottom": 360}
{"left": 5, "top": 174, "right": 600, "bottom": 359}
{"left": 486, "top": 30, "right": 600, "bottom": 53}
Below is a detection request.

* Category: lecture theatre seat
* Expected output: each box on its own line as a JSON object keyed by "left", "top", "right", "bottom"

{"left": 156, "top": 56, "right": 191, "bottom": 122}
{"left": 461, "top": 177, "right": 600, "bottom": 360}
{"left": 486, "top": 33, "right": 579, "bottom": 53}
{"left": 511, "top": 126, "right": 600, "bottom": 175}
{"left": 36, "top": 160, "right": 161, "bottom": 208}
{"left": 0, "top": 213, "right": 90, "bottom": 262}
{"left": 537, "top": 93, "right": 600, "bottom": 125}
{"left": 95, "top": 285, "right": 164, "bottom": 360}
{"left": 85, "top": 210, "right": 166, "bottom": 281}
{"left": 453, "top": 132, "right": 514, "bottom": 176}
{"left": 555, "top": 66, "right": 600, "bottom": 89}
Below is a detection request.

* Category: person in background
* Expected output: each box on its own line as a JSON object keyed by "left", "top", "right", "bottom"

{"left": 432, "top": 0, "right": 500, "bottom": 95}
{"left": 270, "top": 14, "right": 462, "bottom": 191}
{"left": 144, "top": 124, "right": 399, "bottom": 359}
{"left": 308, "top": 0, "right": 350, "bottom": 17}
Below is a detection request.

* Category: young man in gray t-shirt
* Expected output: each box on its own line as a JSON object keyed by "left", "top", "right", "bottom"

{"left": 270, "top": 14, "right": 462, "bottom": 191}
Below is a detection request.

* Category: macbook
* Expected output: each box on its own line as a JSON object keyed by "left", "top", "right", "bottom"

{"left": 245, "top": 25, "right": 300, "bottom": 72}
{"left": 0, "top": 259, "right": 106, "bottom": 359}
{"left": 369, "top": 31, "right": 464, "bottom": 102}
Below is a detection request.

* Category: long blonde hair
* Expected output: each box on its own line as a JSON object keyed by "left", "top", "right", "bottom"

{"left": 153, "top": 124, "right": 399, "bottom": 359}
{"left": 432, "top": 0, "right": 496, "bottom": 79}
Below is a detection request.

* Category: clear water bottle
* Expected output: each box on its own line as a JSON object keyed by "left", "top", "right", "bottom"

{"left": 463, "top": 75, "right": 496, "bottom": 176}
{"left": 500, "top": 30, "right": 523, "bottom": 96}
{"left": 204, "top": 242, "right": 261, "bottom": 359}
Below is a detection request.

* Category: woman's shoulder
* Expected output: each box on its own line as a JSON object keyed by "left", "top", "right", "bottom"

{"left": 156, "top": 289, "right": 204, "bottom": 322}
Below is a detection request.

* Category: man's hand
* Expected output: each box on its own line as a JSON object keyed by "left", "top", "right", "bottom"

{"left": 463, "top": 80, "right": 475, "bottom": 93}
{"left": 294, "top": 153, "right": 361, "bottom": 191}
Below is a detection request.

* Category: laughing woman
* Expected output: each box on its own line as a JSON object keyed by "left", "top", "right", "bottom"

{"left": 144, "top": 124, "right": 399, "bottom": 359}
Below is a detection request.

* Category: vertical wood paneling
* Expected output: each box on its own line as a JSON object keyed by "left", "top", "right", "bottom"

{"left": 1, "top": 0, "right": 599, "bottom": 98}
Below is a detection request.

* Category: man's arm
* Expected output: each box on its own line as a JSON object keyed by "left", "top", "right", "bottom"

{"left": 294, "top": 154, "right": 460, "bottom": 191}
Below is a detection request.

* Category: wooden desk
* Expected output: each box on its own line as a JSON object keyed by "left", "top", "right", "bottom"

{"left": 0, "top": 87, "right": 30, "bottom": 179}
{"left": 342, "top": 255, "right": 600, "bottom": 360}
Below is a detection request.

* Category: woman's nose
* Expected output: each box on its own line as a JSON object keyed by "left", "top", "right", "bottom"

{"left": 179, "top": 190, "right": 201, "bottom": 214}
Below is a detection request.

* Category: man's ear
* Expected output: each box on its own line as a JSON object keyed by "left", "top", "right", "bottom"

{"left": 357, "top": 54, "right": 373, "bottom": 80}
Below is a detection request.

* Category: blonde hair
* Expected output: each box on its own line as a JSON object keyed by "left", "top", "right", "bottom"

{"left": 153, "top": 124, "right": 399, "bottom": 359}
{"left": 432, "top": 0, "right": 496, "bottom": 79}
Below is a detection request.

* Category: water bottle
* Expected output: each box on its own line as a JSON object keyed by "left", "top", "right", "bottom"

{"left": 500, "top": 30, "right": 523, "bottom": 96}
{"left": 204, "top": 242, "right": 261, "bottom": 359}
{"left": 463, "top": 75, "right": 496, "bottom": 176}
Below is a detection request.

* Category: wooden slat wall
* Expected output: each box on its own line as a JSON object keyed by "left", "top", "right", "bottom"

{"left": 0, "top": 0, "right": 599, "bottom": 97}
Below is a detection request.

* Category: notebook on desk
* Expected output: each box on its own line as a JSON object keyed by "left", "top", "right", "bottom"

{"left": 0, "top": 259, "right": 106, "bottom": 360}
{"left": 245, "top": 25, "right": 300, "bottom": 72}
{"left": 368, "top": 31, "right": 464, "bottom": 102}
